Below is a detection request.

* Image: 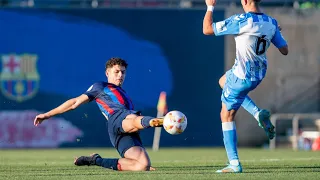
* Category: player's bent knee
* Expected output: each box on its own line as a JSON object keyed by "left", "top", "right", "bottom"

{"left": 139, "top": 157, "right": 151, "bottom": 168}
{"left": 124, "top": 146, "right": 151, "bottom": 171}
{"left": 132, "top": 161, "right": 150, "bottom": 171}
{"left": 219, "top": 79, "right": 223, "bottom": 88}
{"left": 219, "top": 75, "right": 226, "bottom": 88}
{"left": 134, "top": 153, "right": 151, "bottom": 171}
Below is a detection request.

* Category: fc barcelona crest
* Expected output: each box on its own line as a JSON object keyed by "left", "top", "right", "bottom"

{"left": 0, "top": 54, "right": 39, "bottom": 102}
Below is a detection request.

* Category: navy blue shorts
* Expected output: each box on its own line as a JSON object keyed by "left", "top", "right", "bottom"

{"left": 107, "top": 109, "right": 143, "bottom": 157}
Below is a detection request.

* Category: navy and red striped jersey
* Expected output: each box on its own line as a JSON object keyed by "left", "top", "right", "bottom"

{"left": 84, "top": 81, "right": 134, "bottom": 119}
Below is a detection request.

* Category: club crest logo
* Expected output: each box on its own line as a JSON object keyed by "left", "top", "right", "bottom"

{"left": 0, "top": 54, "right": 39, "bottom": 102}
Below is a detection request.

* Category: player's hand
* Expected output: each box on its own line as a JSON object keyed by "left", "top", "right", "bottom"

{"left": 34, "top": 113, "right": 50, "bottom": 126}
{"left": 205, "top": 0, "right": 217, "bottom": 6}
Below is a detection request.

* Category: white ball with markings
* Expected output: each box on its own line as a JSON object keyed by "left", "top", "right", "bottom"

{"left": 163, "top": 110, "right": 187, "bottom": 135}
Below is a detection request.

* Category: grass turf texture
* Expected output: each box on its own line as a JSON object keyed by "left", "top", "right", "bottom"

{"left": 0, "top": 148, "right": 319, "bottom": 180}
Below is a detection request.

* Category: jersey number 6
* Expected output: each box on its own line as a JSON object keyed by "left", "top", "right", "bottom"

{"left": 255, "top": 35, "right": 267, "bottom": 55}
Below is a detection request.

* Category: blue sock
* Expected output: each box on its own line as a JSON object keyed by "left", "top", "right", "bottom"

{"left": 222, "top": 121, "right": 239, "bottom": 166}
{"left": 241, "top": 96, "right": 260, "bottom": 117}
{"left": 95, "top": 157, "right": 119, "bottom": 170}
{"left": 141, "top": 116, "right": 153, "bottom": 128}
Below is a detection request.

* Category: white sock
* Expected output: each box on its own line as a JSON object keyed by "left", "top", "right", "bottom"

{"left": 230, "top": 159, "right": 239, "bottom": 166}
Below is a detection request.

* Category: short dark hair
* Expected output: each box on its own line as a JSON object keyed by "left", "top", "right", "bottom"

{"left": 254, "top": 0, "right": 261, "bottom": 3}
{"left": 105, "top": 57, "right": 128, "bottom": 70}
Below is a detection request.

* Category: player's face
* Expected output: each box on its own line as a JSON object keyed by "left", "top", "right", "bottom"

{"left": 106, "top": 65, "right": 126, "bottom": 86}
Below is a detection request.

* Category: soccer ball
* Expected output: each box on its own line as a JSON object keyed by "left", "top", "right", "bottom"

{"left": 163, "top": 110, "right": 187, "bottom": 135}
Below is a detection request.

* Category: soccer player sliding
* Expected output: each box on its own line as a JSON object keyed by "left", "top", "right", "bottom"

{"left": 34, "top": 57, "right": 165, "bottom": 171}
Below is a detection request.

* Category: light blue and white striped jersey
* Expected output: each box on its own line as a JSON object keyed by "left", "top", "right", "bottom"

{"left": 213, "top": 12, "right": 287, "bottom": 81}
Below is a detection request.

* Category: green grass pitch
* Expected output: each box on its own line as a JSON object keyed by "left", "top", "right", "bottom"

{"left": 0, "top": 148, "right": 319, "bottom": 180}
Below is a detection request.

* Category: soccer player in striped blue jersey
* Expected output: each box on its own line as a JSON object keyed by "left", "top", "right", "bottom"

{"left": 203, "top": 0, "right": 288, "bottom": 173}
{"left": 34, "top": 57, "right": 163, "bottom": 171}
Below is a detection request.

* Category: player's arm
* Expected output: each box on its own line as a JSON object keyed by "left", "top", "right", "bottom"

{"left": 203, "top": 0, "right": 216, "bottom": 35}
{"left": 272, "top": 22, "right": 289, "bottom": 55}
{"left": 34, "top": 94, "right": 90, "bottom": 126}
{"left": 34, "top": 82, "right": 102, "bottom": 126}
{"left": 43, "top": 94, "right": 89, "bottom": 117}
{"left": 203, "top": 1, "right": 241, "bottom": 36}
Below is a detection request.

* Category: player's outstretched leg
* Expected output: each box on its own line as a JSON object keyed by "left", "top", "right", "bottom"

{"left": 216, "top": 103, "right": 242, "bottom": 173}
{"left": 121, "top": 114, "right": 163, "bottom": 133}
